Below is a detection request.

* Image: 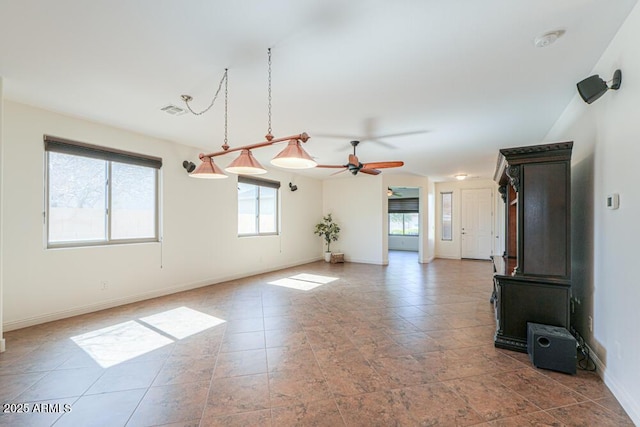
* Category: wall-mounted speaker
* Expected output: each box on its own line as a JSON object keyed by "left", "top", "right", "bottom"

{"left": 576, "top": 69, "right": 622, "bottom": 104}
{"left": 182, "top": 160, "right": 196, "bottom": 173}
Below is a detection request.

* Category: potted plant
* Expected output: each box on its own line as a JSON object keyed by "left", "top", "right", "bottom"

{"left": 314, "top": 213, "right": 341, "bottom": 262}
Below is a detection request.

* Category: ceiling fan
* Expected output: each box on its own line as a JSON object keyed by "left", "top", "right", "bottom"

{"left": 387, "top": 187, "right": 403, "bottom": 197}
{"left": 317, "top": 141, "right": 404, "bottom": 176}
{"left": 315, "top": 117, "right": 429, "bottom": 150}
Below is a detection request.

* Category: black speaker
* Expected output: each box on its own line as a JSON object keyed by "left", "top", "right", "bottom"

{"left": 577, "top": 69, "right": 622, "bottom": 104}
{"left": 527, "top": 323, "right": 577, "bottom": 374}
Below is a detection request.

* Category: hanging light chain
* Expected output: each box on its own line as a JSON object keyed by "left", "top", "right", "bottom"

{"left": 181, "top": 69, "right": 227, "bottom": 116}
{"left": 266, "top": 48, "right": 273, "bottom": 140}
{"left": 222, "top": 68, "right": 229, "bottom": 150}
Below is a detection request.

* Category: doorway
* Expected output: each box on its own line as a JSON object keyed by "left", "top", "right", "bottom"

{"left": 387, "top": 186, "right": 419, "bottom": 262}
{"left": 461, "top": 188, "right": 493, "bottom": 260}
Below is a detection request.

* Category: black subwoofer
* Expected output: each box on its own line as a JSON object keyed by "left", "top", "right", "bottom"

{"left": 527, "top": 322, "right": 577, "bottom": 374}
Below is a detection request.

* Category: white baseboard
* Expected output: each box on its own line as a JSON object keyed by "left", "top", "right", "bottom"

{"left": 435, "top": 255, "right": 461, "bottom": 260}
{"left": 347, "top": 257, "right": 386, "bottom": 265}
{"left": 3, "top": 256, "right": 322, "bottom": 332}
{"left": 586, "top": 342, "right": 640, "bottom": 425}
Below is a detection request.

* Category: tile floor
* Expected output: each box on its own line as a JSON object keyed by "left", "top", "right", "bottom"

{"left": 0, "top": 252, "right": 634, "bottom": 426}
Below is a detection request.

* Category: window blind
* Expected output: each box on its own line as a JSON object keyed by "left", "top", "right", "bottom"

{"left": 388, "top": 197, "right": 419, "bottom": 213}
{"left": 44, "top": 135, "right": 162, "bottom": 169}
{"left": 238, "top": 175, "right": 281, "bottom": 189}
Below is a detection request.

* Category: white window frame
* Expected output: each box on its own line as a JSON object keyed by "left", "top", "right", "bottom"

{"left": 237, "top": 176, "right": 280, "bottom": 237}
{"left": 441, "top": 191, "right": 453, "bottom": 241}
{"left": 388, "top": 212, "right": 420, "bottom": 236}
{"left": 44, "top": 135, "right": 161, "bottom": 248}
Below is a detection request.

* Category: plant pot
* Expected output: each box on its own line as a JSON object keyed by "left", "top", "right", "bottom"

{"left": 324, "top": 252, "right": 332, "bottom": 262}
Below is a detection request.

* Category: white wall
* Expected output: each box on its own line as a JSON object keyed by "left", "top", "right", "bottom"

{"left": 544, "top": 4, "right": 640, "bottom": 423}
{"left": 434, "top": 179, "right": 499, "bottom": 259}
{"left": 388, "top": 235, "right": 418, "bottom": 251}
{"left": 1, "top": 101, "right": 323, "bottom": 331}
{"left": 0, "top": 77, "right": 5, "bottom": 352}
{"left": 322, "top": 175, "right": 386, "bottom": 264}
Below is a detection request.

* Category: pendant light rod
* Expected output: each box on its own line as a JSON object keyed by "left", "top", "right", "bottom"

{"left": 201, "top": 132, "right": 309, "bottom": 158}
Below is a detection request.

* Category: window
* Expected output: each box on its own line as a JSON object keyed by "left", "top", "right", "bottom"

{"left": 388, "top": 197, "right": 419, "bottom": 236}
{"left": 441, "top": 192, "right": 453, "bottom": 241}
{"left": 237, "top": 176, "right": 280, "bottom": 236}
{"left": 45, "top": 136, "right": 161, "bottom": 247}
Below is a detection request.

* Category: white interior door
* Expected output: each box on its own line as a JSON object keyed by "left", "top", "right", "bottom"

{"left": 461, "top": 188, "right": 493, "bottom": 259}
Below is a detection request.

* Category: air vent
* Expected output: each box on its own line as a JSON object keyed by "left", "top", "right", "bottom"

{"left": 160, "top": 104, "right": 187, "bottom": 116}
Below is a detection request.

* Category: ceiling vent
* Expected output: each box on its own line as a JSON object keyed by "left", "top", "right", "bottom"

{"left": 160, "top": 104, "right": 187, "bottom": 116}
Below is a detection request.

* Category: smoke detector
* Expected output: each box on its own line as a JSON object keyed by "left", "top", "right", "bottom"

{"left": 534, "top": 30, "right": 565, "bottom": 48}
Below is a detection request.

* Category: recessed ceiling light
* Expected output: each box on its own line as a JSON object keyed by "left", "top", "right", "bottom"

{"left": 534, "top": 29, "right": 566, "bottom": 48}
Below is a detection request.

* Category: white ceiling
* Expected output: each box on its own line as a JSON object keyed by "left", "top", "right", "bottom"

{"left": 0, "top": 0, "right": 636, "bottom": 181}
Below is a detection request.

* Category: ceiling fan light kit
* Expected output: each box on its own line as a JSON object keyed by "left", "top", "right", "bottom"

{"left": 186, "top": 48, "right": 316, "bottom": 179}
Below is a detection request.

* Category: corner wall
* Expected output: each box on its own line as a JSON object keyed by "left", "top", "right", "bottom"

{"left": 322, "top": 175, "right": 386, "bottom": 264}
{"left": 1, "top": 101, "right": 324, "bottom": 332}
{"left": 544, "top": 3, "right": 640, "bottom": 422}
{"left": 321, "top": 174, "right": 434, "bottom": 265}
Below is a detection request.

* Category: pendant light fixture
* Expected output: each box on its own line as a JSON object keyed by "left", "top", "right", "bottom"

{"left": 226, "top": 149, "right": 268, "bottom": 175}
{"left": 271, "top": 139, "right": 317, "bottom": 169}
{"left": 184, "top": 48, "right": 315, "bottom": 178}
{"left": 190, "top": 154, "right": 228, "bottom": 179}
{"left": 265, "top": 48, "right": 317, "bottom": 169}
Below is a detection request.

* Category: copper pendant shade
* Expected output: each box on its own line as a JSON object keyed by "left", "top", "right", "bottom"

{"left": 270, "top": 139, "right": 317, "bottom": 169}
{"left": 190, "top": 155, "right": 228, "bottom": 179}
{"left": 225, "top": 149, "right": 267, "bottom": 175}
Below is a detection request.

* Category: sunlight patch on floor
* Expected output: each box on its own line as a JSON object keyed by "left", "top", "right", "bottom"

{"left": 140, "top": 306, "right": 226, "bottom": 339}
{"left": 71, "top": 307, "right": 225, "bottom": 368}
{"left": 268, "top": 273, "right": 339, "bottom": 291}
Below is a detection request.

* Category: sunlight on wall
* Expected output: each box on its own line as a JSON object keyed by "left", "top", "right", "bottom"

{"left": 268, "top": 273, "right": 338, "bottom": 291}
{"left": 71, "top": 307, "right": 225, "bottom": 368}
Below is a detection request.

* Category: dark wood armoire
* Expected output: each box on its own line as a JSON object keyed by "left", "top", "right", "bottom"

{"left": 492, "top": 142, "right": 572, "bottom": 352}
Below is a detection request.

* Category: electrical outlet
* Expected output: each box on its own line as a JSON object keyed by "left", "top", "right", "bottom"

{"left": 588, "top": 316, "right": 593, "bottom": 332}
{"left": 100, "top": 281, "right": 108, "bottom": 291}
{"left": 615, "top": 340, "right": 622, "bottom": 360}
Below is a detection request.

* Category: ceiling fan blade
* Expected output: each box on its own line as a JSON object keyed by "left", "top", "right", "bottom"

{"left": 313, "top": 132, "right": 360, "bottom": 140}
{"left": 316, "top": 164, "right": 347, "bottom": 168}
{"left": 362, "top": 161, "right": 404, "bottom": 169}
{"left": 360, "top": 168, "right": 381, "bottom": 175}
{"left": 375, "top": 130, "right": 430, "bottom": 139}
{"left": 330, "top": 168, "right": 348, "bottom": 176}
{"left": 348, "top": 154, "right": 359, "bottom": 166}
